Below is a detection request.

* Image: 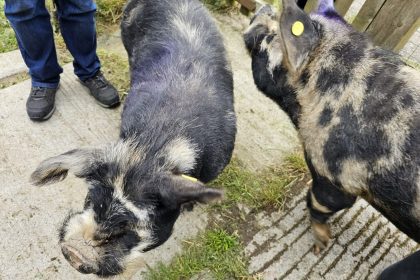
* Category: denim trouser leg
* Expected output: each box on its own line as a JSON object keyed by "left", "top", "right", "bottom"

{"left": 55, "top": 0, "right": 100, "bottom": 81}
{"left": 5, "top": 0, "right": 62, "bottom": 88}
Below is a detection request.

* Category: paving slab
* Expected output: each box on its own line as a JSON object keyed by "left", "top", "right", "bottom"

{"left": 0, "top": 50, "right": 26, "bottom": 81}
{"left": 246, "top": 194, "right": 418, "bottom": 280}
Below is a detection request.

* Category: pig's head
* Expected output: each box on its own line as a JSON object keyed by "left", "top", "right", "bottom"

{"left": 244, "top": 0, "right": 362, "bottom": 87}
{"left": 31, "top": 141, "right": 222, "bottom": 277}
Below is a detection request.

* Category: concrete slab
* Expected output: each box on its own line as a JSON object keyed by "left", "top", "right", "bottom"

{"left": 246, "top": 196, "right": 418, "bottom": 280}
{"left": 0, "top": 50, "right": 26, "bottom": 81}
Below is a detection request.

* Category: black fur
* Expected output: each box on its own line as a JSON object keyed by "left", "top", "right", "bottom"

{"left": 318, "top": 105, "right": 333, "bottom": 127}
{"left": 323, "top": 104, "right": 391, "bottom": 176}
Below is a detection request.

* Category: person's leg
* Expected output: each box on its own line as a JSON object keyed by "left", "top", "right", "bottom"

{"left": 54, "top": 0, "right": 99, "bottom": 81}
{"left": 5, "top": 0, "right": 61, "bottom": 121}
{"left": 55, "top": 0, "right": 120, "bottom": 108}
{"left": 5, "top": 0, "right": 62, "bottom": 88}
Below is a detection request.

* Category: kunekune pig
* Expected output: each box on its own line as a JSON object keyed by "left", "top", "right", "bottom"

{"left": 244, "top": 0, "right": 419, "bottom": 278}
{"left": 31, "top": 0, "right": 236, "bottom": 276}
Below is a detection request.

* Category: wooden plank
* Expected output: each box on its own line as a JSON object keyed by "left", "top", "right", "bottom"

{"left": 237, "top": 0, "right": 256, "bottom": 11}
{"left": 335, "top": 0, "right": 356, "bottom": 16}
{"left": 352, "top": 0, "right": 387, "bottom": 32}
{"left": 304, "top": 0, "right": 319, "bottom": 13}
{"left": 394, "top": 18, "right": 420, "bottom": 52}
{"left": 365, "top": 0, "right": 420, "bottom": 51}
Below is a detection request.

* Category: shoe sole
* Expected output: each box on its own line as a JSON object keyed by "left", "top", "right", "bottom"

{"left": 95, "top": 99, "right": 121, "bottom": 108}
{"left": 79, "top": 80, "right": 120, "bottom": 109}
{"left": 29, "top": 105, "right": 56, "bottom": 122}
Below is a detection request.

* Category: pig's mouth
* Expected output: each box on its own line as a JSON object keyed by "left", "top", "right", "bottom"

{"left": 61, "top": 239, "right": 101, "bottom": 274}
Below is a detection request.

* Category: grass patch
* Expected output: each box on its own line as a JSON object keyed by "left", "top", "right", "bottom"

{"left": 211, "top": 154, "right": 307, "bottom": 210}
{"left": 96, "top": 0, "right": 126, "bottom": 24}
{"left": 146, "top": 229, "right": 248, "bottom": 280}
{"left": 0, "top": 0, "right": 18, "bottom": 53}
{"left": 145, "top": 154, "right": 307, "bottom": 279}
{"left": 0, "top": 72, "right": 29, "bottom": 89}
{"left": 97, "top": 49, "right": 130, "bottom": 99}
{"left": 201, "top": 0, "right": 236, "bottom": 12}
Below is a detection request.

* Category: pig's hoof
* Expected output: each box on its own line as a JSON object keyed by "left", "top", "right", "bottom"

{"left": 311, "top": 220, "right": 331, "bottom": 255}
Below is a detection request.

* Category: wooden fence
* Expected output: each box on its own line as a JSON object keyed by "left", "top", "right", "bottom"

{"left": 237, "top": 0, "right": 420, "bottom": 52}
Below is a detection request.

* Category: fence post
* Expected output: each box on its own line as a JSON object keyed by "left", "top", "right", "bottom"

{"left": 365, "top": 0, "right": 420, "bottom": 51}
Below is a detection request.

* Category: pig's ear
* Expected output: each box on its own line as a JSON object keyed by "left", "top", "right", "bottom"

{"left": 316, "top": 0, "right": 335, "bottom": 13}
{"left": 279, "top": 0, "right": 320, "bottom": 72}
{"left": 30, "top": 149, "right": 102, "bottom": 186}
{"left": 163, "top": 175, "right": 223, "bottom": 207}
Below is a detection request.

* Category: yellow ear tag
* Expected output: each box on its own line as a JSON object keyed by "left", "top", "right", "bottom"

{"left": 292, "top": 21, "right": 304, "bottom": 36}
{"left": 181, "top": 174, "right": 198, "bottom": 182}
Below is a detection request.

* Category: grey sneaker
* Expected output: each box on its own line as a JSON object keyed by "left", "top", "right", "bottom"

{"left": 26, "top": 86, "right": 57, "bottom": 121}
{"left": 81, "top": 72, "right": 120, "bottom": 108}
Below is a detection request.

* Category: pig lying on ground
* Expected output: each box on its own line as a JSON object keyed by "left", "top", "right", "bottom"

{"left": 244, "top": 0, "right": 419, "bottom": 278}
{"left": 31, "top": 0, "right": 236, "bottom": 276}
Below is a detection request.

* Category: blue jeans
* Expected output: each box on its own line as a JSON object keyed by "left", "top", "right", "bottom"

{"left": 5, "top": 0, "right": 101, "bottom": 88}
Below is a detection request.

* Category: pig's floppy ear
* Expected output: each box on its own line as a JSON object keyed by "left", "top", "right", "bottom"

{"left": 279, "top": 0, "right": 320, "bottom": 72}
{"left": 316, "top": 0, "right": 335, "bottom": 13}
{"left": 30, "top": 148, "right": 101, "bottom": 186}
{"left": 168, "top": 175, "right": 223, "bottom": 207}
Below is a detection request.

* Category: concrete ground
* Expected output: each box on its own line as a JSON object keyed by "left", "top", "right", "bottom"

{"left": 0, "top": 11, "right": 418, "bottom": 280}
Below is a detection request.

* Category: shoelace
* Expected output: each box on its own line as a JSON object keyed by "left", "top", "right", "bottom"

{"left": 91, "top": 74, "right": 108, "bottom": 89}
{"left": 31, "top": 87, "right": 49, "bottom": 98}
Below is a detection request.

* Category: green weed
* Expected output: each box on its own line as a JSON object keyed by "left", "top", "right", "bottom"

{"left": 145, "top": 153, "right": 307, "bottom": 279}
{"left": 146, "top": 229, "right": 248, "bottom": 280}
{"left": 96, "top": 49, "right": 130, "bottom": 99}
{"left": 211, "top": 154, "right": 307, "bottom": 210}
{"left": 202, "top": 0, "right": 236, "bottom": 12}
{"left": 0, "top": 0, "right": 18, "bottom": 53}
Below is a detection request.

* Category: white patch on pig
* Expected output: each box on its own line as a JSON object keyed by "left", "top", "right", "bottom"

{"left": 164, "top": 137, "right": 198, "bottom": 173}
{"left": 63, "top": 209, "right": 98, "bottom": 242}
{"left": 106, "top": 138, "right": 144, "bottom": 168}
{"left": 171, "top": 15, "right": 201, "bottom": 46}
{"left": 119, "top": 229, "right": 154, "bottom": 278}
{"left": 113, "top": 189, "right": 151, "bottom": 227}
{"left": 311, "top": 191, "right": 332, "bottom": 213}
{"left": 339, "top": 159, "right": 369, "bottom": 195}
{"left": 266, "top": 37, "right": 284, "bottom": 75}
